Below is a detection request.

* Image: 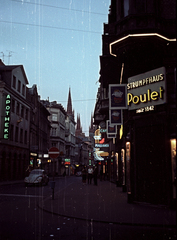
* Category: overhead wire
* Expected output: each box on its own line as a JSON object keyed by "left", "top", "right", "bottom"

{"left": 0, "top": 20, "right": 102, "bottom": 34}
{"left": 10, "top": 0, "right": 107, "bottom": 16}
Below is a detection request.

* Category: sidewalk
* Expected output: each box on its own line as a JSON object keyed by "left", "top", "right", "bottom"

{"left": 38, "top": 177, "right": 176, "bottom": 227}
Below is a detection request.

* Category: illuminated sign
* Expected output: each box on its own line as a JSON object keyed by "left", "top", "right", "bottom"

{"left": 65, "top": 158, "right": 70, "bottom": 165}
{"left": 109, "top": 109, "right": 123, "bottom": 125}
{"left": 109, "top": 84, "right": 127, "bottom": 109}
{"left": 107, "top": 120, "right": 117, "bottom": 134}
{"left": 4, "top": 94, "right": 11, "bottom": 139}
{"left": 95, "top": 144, "right": 109, "bottom": 148}
{"left": 127, "top": 67, "right": 166, "bottom": 110}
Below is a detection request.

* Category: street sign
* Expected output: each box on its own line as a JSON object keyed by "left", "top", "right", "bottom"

{"left": 48, "top": 147, "right": 59, "bottom": 158}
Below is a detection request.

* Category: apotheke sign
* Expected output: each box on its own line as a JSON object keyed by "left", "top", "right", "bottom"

{"left": 4, "top": 94, "right": 11, "bottom": 139}
{"left": 127, "top": 67, "right": 166, "bottom": 110}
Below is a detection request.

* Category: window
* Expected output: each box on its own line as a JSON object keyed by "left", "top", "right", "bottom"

{"left": 13, "top": 76, "right": 16, "bottom": 88}
{"left": 136, "top": 0, "right": 146, "bottom": 13}
{"left": 17, "top": 80, "right": 21, "bottom": 92}
{"left": 16, "top": 102, "right": 20, "bottom": 115}
{"left": 24, "top": 131, "right": 27, "bottom": 144}
{"left": 15, "top": 126, "right": 19, "bottom": 142}
{"left": 22, "top": 84, "right": 25, "bottom": 96}
{"left": 51, "top": 128, "right": 57, "bottom": 136}
{"left": 12, "top": 99, "right": 15, "bottom": 113}
{"left": 21, "top": 106, "right": 24, "bottom": 118}
{"left": 10, "top": 124, "right": 14, "bottom": 141}
{"left": 25, "top": 109, "right": 29, "bottom": 120}
{"left": 124, "top": 0, "right": 129, "bottom": 16}
{"left": 52, "top": 142, "right": 57, "bottom": 147}
{"left": 121, "top": 0, "right": 129, "bottom": 18}
{"left": 20, "top": 129, "right": 23, "bottom": 143}
{"left": 52, "top": 114, "right": 57, "bottom": 121}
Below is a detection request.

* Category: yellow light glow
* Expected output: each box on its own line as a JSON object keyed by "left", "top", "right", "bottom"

{"left": 120, "top": 125, "right": 123, "bottom": 139}
{"left": 110, "top": 33, "right": 176, "bottom": 57}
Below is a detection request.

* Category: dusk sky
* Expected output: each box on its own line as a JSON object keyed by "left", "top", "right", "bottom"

{"left": 0, "top": 0, "right": 110, "bottom": 135}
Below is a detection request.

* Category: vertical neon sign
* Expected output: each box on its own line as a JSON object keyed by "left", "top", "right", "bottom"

{"left": 4, "top": 94, "right": 11, "bottom": 139}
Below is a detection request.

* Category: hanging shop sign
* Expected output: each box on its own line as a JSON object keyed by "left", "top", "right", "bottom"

{"left": 109, "top": 109, "right": 123, "bottom": 125}
{"left": 107, "top": 134, "right": 117, "bottom": 139}
{"left": 4, "top": 94, "right": 11, "bottom": 139}
{"left": 107, "top": 120, "right": 117, "bottom": 134}
{"left": 127, "top": 67, "right": 166, "bottom": 110}
{"left": 109, "top": 84, "right": 127, "bottom": 109}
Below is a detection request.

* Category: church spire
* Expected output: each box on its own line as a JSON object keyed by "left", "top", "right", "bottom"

{"left": 67, "top": 87, "right": 72, "bottom": 116}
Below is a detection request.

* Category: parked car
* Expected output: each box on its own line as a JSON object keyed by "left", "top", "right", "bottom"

{"left": 75, "top": 171, "right": 82, "bottom": 177}
{"left": 24, "top": 169, "right": 49, "bottom": 186}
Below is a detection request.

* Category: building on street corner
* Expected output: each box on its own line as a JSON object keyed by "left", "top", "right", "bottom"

{"left": 94, "top": 0, "right": 176, "bottom": 208}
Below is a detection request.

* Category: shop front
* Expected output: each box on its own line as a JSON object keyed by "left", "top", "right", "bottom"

{"left": 123, "top": 67, "right": 176, "bottom": 207}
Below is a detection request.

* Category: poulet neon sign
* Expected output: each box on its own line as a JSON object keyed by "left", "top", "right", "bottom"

{"left": 4, "top": 94, "right": 11, "bottom": 139}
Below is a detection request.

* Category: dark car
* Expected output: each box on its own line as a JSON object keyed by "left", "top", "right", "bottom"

{"left": 24, "top": 169, "right": 49, "bottom": 186}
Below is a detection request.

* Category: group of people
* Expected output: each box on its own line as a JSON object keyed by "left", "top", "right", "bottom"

{"left": 82, "top": 166, "right": 98, "bottom": 185}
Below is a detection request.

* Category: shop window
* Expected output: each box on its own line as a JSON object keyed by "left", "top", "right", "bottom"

{"left": 171, "top": 139, "right": 176, "bottom": 199}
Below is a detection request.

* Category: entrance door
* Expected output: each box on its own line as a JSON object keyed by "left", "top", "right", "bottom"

{"left": 134, "top": 117, "right": 168, "bottom": 205}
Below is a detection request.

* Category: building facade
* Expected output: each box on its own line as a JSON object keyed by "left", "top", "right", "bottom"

{"left": 0, "top": 61, "right": 30, "bottom": 180}
{"left": 41, "top": 100, "right": 67, "bottom": 176}
{"left": 94, "top": 0, "right": 176, "bottom": 207}
{"left": 28, "top": 85, "right": 50, "bottom": 172}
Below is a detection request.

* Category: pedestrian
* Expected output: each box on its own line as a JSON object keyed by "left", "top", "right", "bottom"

{"left": 100, "top": 168, "right": 103, "bottom": 181}
{"left": 82, "top": 166, "right": 87, "bottom": 185}
{"left": 87, "top": 166, "right": 93, "bottom": 184}
{"left": 93, "top": 166, "right": 98, "bottom": 185}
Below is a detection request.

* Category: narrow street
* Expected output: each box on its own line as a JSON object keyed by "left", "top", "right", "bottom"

{"left": 0, "top": 176, "right": 176, "bottom": 240}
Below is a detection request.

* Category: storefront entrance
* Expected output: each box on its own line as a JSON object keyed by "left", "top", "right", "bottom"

{"left": 133, "top": 114, "right": 170, "bottom": 205}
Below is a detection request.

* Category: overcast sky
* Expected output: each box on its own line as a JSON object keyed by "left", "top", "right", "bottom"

{"left": 0, "top": 0, "right": 110, "bottom": 135}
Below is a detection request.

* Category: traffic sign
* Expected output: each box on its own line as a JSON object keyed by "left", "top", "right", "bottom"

{"left": 48, "top": 147, "right": 59, "bottom": 158}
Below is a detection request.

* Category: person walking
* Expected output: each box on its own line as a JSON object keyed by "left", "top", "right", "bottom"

{"left": 93, "top": 166, "right": 98, "bottom": 186}
{"left": 87, "top": 166, "right": 93, "bottom": 184}
{"left": 82, "top": 166, "right": 87, "bottom": 185}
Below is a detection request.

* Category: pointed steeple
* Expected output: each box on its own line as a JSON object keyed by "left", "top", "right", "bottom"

{"left": 76, "top": 113, "right": 81, "bottom": 130}
{"left": 67, "top": 87, "right": 72, "bottom": 116}
{"left": 76, "top": 113, "right": 84, "bottom": 137}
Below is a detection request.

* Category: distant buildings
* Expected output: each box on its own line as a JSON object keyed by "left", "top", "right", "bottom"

{"left": 0, "top": 60, "right": 93, "bottom": 180}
